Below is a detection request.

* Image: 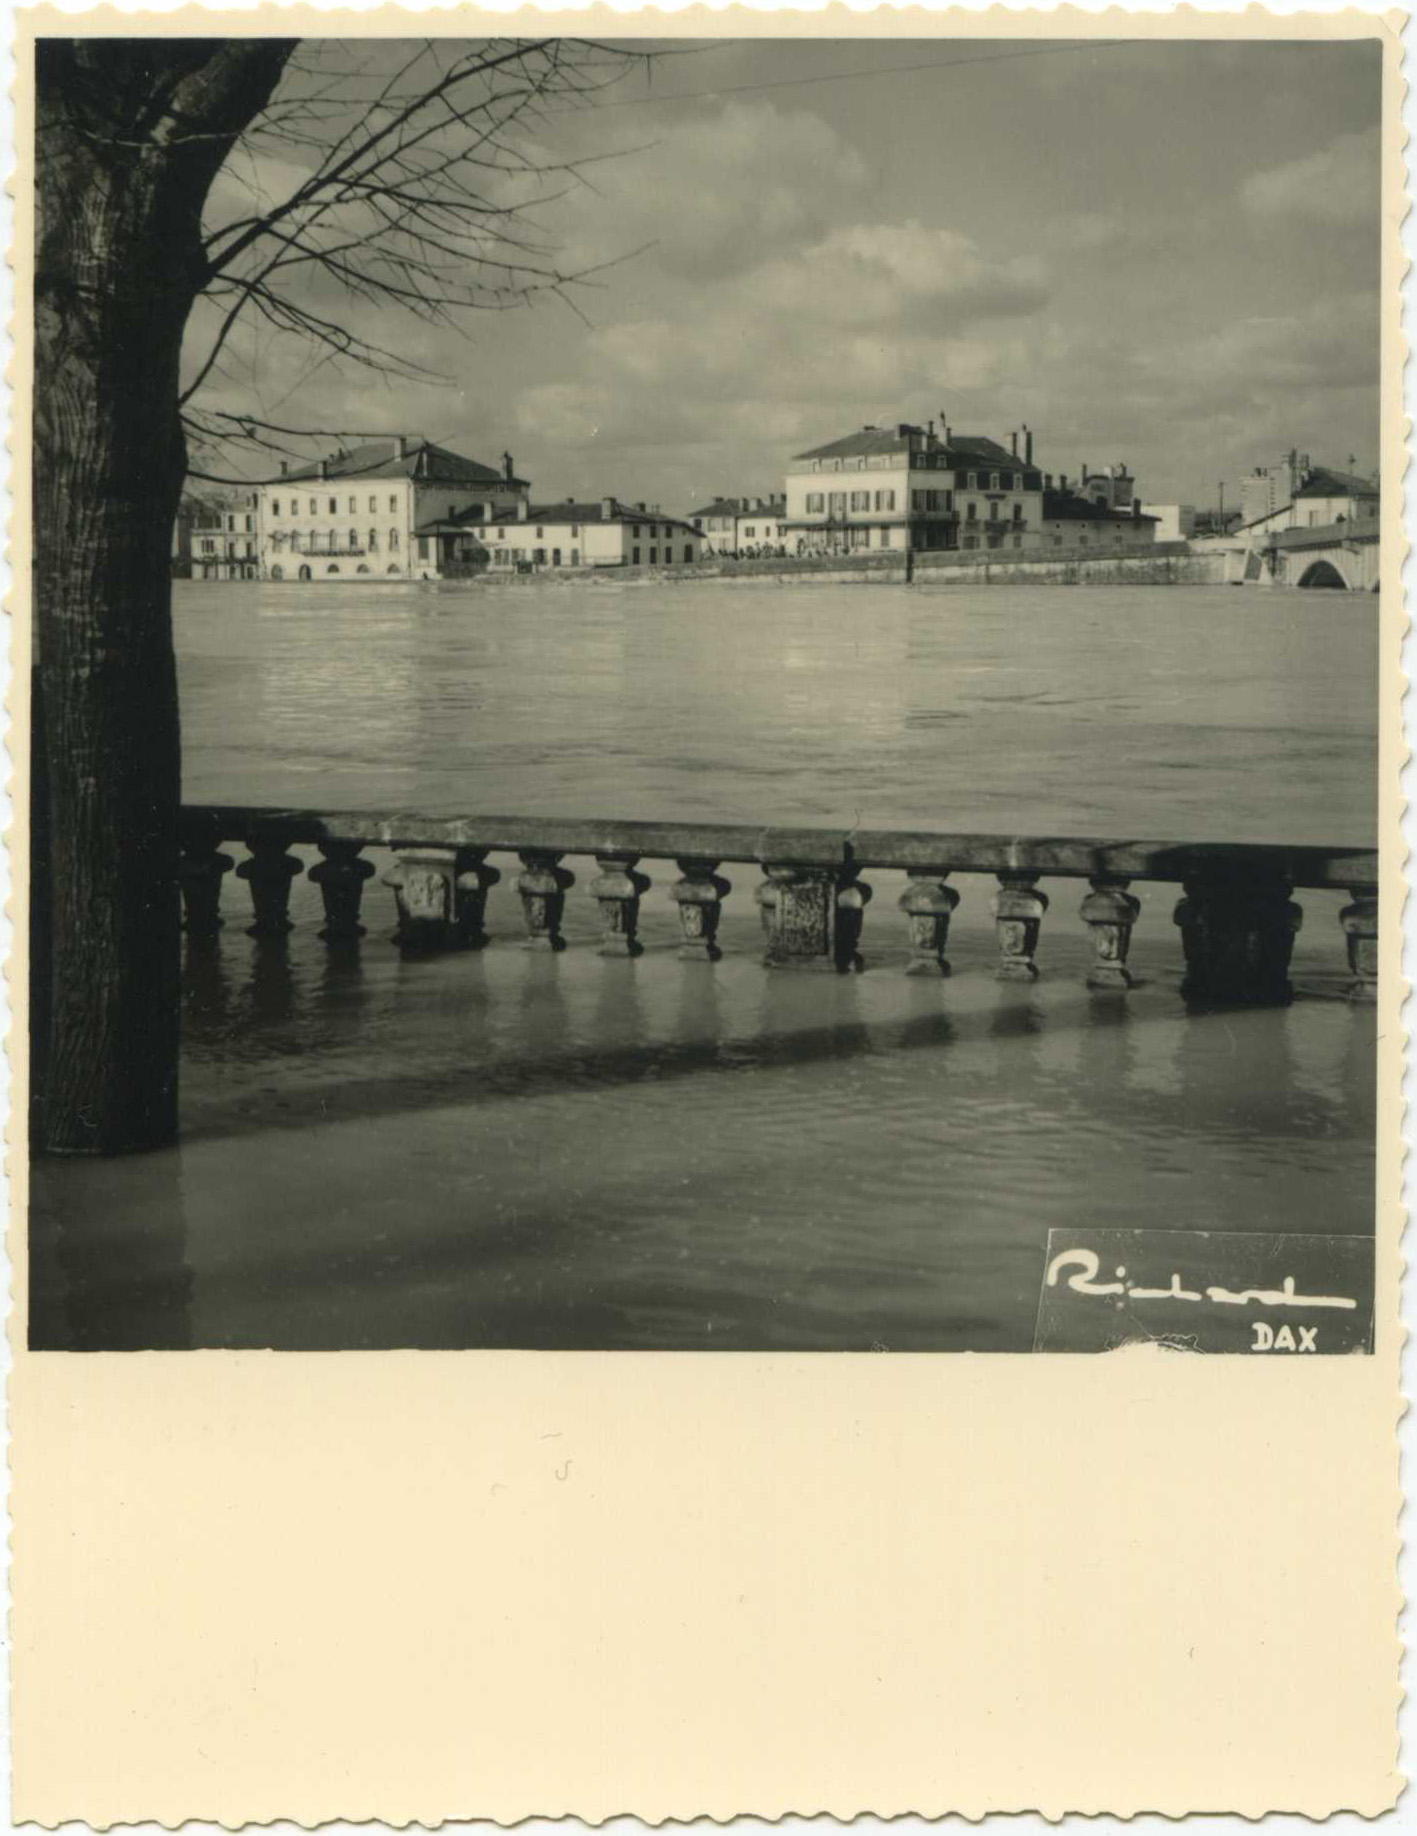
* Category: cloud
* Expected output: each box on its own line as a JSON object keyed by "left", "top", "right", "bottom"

{"left": 1239, "top": 128, "right": 1380, "bottom": 227}
{"left": 555, "top": 99, "right": 869, "bottom": 284}
{"left": 750, "top": 222, "right": 1049, "bottom": 331}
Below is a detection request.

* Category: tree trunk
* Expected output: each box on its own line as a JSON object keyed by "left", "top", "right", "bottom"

{"left": 32, "top": 41, "right": 292, "bottom": 1154}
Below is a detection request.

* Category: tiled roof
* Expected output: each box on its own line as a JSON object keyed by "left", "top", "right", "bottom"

{"left": 792, "top": 424, "right": 1032, "bottom": 471}
{"left": 688, "top": 497, "right": 786, "bottom": 519}
{"left": 1293, "top": 467, "right": 1379, "bottom": 500}
{"left": 281, "top": 437, "right": 527, "bottom": 488}
{"left": 430, "top": 499, "right": 699, "bottom": 533}
{"left": 1043, "top": 492, "right": 1157, "bottom": 524}
{"left": 688, "top": 498, "right": 746, "bottom": 519}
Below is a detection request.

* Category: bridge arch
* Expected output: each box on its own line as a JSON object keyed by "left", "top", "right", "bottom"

{"left": 1297, "top": 558, "right": 1351, "bottom": 590}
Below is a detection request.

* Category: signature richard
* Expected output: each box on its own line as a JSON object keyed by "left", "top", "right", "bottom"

{"left": 1044, "top": 1247, "right": 1358, "bottom": 1312}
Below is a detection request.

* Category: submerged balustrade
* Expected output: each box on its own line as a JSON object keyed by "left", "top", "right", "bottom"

{"left": 178, "top": 808, "right": 1380, "bottom": 1005}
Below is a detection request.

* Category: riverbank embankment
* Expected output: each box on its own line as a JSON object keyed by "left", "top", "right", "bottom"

{"left": 462, "top": 541, "right": 1226, "bottom": 591}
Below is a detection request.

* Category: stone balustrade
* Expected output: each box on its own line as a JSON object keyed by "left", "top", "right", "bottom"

{"left": 178, "top": 807, "right": 1380, "bottom": 1005}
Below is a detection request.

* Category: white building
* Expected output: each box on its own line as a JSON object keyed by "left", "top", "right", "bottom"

{"left": 258, "top": 436, "right": 529, "bottom": 581}
{"left": 1140, "top": 504, "right": 1197, "bottom": 543}
{"left": 687, "top": 495, "right": 788, "bottom": 555}
{"left": 483, "top": 498, "right": 705, "bottom": 571}
{"left": 780, "top": 421, "right": 1044, "bottom": 556}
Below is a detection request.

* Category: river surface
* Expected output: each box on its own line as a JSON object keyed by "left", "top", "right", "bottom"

{"left": 30, "top": 579, "right": 1379, "bottom": 1351}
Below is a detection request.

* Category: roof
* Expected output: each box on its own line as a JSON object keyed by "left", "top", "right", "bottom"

{"left": 1293, "top": 467, "right": 1379, "bottom": 500}
{"left": 424, "top": 499, "right": 700, "bottom": 534}
{"left": 1043, "top": 491, "right": 1158, "bottom": 524}
{"left": 280, "top": 437, "right": 528, "bottom": 489}
{"left": 792, "top": 423, "right": 1035, "bottom": 472}
{"left": 688, "top": 496, "right": 786, "bottom": 519}
{"left": 1267, "top": 513, "right": 1381, "bottom": 550}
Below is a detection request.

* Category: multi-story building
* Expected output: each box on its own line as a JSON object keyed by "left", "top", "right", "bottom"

{"left": 1238, "top": 451, "right": 1312, "bottom": 529}
{"left": 257, "top": 436, "right": 529, "bottom": 581}
{"left": 1033, "top": 486, "right": 1159, "bottom": 553}
{"left": 482, "top": 498, "right": 704, "bottom": 571}
{"left": 1140, "top": 504, "right": 1197, "bottom": 543}
{"left": 1227, "top": 464, "right": 1379, "bottom": 548}
{"left": 179, "top": 490, "right": 260, "bottom": 580}
{"left": 687, "top": 495, "right": 788, "bottom": 555}
{"left": 779, "top": 421, "right": 1044, "bottom": 556}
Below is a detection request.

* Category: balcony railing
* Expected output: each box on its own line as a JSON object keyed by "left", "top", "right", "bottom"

{"left": 178, "top": 807, "right": 1379, "bottom": 1004}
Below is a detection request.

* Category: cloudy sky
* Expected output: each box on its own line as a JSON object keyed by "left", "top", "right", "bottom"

{"left": 188, "top": 36, "right": 1382, "bottom": 513}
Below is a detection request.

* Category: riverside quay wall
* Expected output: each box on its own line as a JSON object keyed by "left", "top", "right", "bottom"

{"left": 469, "top": 542, "right": 1220, "bottom": 590}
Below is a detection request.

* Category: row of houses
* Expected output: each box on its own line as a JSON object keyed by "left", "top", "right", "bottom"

{"left": 685, "top": 422, "right": 1159, "bottom": 561}
{"left": 175, "top": 418, "right": 1373, "bottom": 585}
{"left": 175, "top": 438, "right": 707, "bottom": 582}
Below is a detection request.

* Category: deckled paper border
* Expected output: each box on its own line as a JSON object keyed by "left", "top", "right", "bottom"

{"left": 6, "top": 4, "right": 1407, "bottom": 1821}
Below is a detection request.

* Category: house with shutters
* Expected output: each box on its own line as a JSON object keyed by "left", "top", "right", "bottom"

{"left": 778, "top": 420, "right": 1044, "bottom": 556}
{"left": 257, "top": 436, "right": 529, "bottom": 581}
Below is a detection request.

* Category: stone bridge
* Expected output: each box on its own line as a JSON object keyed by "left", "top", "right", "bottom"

{"left": 1262, "top": 516, "right": 1380, "bottom": 591}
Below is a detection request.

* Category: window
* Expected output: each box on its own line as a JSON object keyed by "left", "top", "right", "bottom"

{"left": 349, "top": 497, "right": 357, "bottom": 514}
{"left": 328, "top": 497, "right": 337, "bottom": 514}
{"left": 552, "top": 549, "right": 562, "bottom": 566}
{"left": 850, "top": 492, "right": 869, "bottom": 512}
{"left": 571, "top": 549, "right": 580, "bottom": 565}
{"left": 200, "top": 538, "right": 215, "bottom": 555}
{"left": 745, "top": 526, "right": 756, "bottom": 539}
{"left": 389, "top": 529, "right": 399, "bottom": 550}
{"left": 369, "top": 529, "right": 378, "bottom": 551}
{"left": 649, "top": 547, "right": 658, "bottom": 564}
{"left": 967, "top": 503, "right": 977, "bottom": 522}
{"left": 418, "top": 538, "right": 430, "bottom": 561}
{"left": 1012, "top": 503, "right": 1023, "bottom": 525}
{"left": 571, "top": 524, "right": 580, "bottom": 537}
{"left": 369, "top": 496, "right": 377, "bottom": 513}
{"left": 389, "top": 495, "right": 398, "bottom": 513}
{"left": 829, "top": 492, "right": 846, "bottom": 517}
{"left": 494, "top": 549, "right": 506, "bottom": 564}
{"left": 967, "top": 473, "right": 977, "bottom": 491}
{"left": 989, "top": 473, "right": 1000, "bottom": 491}
{"left": 245, "top": 515, "right": 254, "bottom": 532}
{"left": 989, "top": 502, "right": 1000, "bottom": 521}
{"left": 1002, "top": 474, "right": 1013, "bottom": 491}
{"left": 348, "top": 529, "right": 357, "bottom": 549}
{"left": 536, "top": 525, "right": 545, "bottom": 538}
{"left": 309, "top": 497, "right": 317, "bottom": 514}
{"left": 683, "top": 546, "right": 692, "bottom": 562}
{"left": 272, "top": 500, "right": 281, "bottom": 517}
{"left": 806, "top": 492, "right": 825, "bottom": 513}
{"left": 632, "top": 547, "right": 641, "bottom": 565}
{"left": 912, "top": 491, "right": 923, "bottom": 511}
{"left": 534, "top": 548, "right": 546, "bottom": 565}
{"left": 227, "top": 515, "right": 235, "bottom": 531}
{"left": 880, "top": 528, "right": 891, "bottom": 548}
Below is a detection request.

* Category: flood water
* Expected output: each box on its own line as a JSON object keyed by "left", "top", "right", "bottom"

{"left": 30, "top": 578, "right": 1379, "bottom": 1351}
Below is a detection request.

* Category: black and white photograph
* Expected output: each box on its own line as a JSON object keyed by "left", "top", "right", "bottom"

{"left": 28, "top": 27, "right": 1384, "bottom": 1355}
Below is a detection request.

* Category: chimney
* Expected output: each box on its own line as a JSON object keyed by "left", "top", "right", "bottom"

{"left": 1010, "top": 431, "right": 1019, "bottom": 458}
{"left": 944, "top": 425, "right": 951, "bottom": 445}
{"left": 503, "top": 452, "right": 515, "bottom": 483}
{"left": 928, "top": 419, "right": 935, "bottom": 437}
{"left": 1024, "top": 426, "right": 1033, "bottom": 467}
{"left": 395, "top": 436, "right": 407, "bottom": 459}
{"left": 318, "top": 459, "right": 328, "bottom": 480}
{"left": 279, "top": 460, "right": 288, "bottom": 477}
{"left": 516, "top": 500, "right": 528, "bottom": 522}
{"left": 601, "top": 497, "right": 614, "bottom": 520}
{"left": 1059, "top": 474, "right": 1067, "bottom": 492}
{"left": 637, "top": 501, "right": 647, "bottom": 512}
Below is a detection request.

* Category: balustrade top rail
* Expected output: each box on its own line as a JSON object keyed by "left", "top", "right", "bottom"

{"left": 183, "top": 805, "right": 1377, "bottom": 890}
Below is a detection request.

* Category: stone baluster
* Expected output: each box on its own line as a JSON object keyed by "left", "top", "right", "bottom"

{"left": 453, "top": 851, "right": 501, "bottom": 949}
{"left": 384, "top": 846, "right": 458, "bottom": 950}
{"left": 670, "top": 858, "right": 731, "bottom": 961}
{"left": 1173, "top": 872, "right": 1302, "bottom": 1005}
{"left": 992, "top": 872, "right": 1049, "bottom": 979}
{"left": 235, "top": 832, "right": 303, "bottom": 937}
{"left": 756, "top": 863, "right": 871, "bottom": 971}
{"left": 308, "top": 841, "right": 377, "bottom": 942}
{"left": 177, "top": 829, "right": 235, "bottom": 936}
{"left": 898, "top": 870, "right": 960, "bottom": 976}
{"left": 517, "top": 851, "right": 575, "bottom": 951}
{"left": 1079, "top": 875, "right": 1141, "bottom": 989}
{"left": 590, "top": 855, "right": 651, "bottom": 957}
{"left": 1339, "top": 885, "right": 1378, "bottom": 1001}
